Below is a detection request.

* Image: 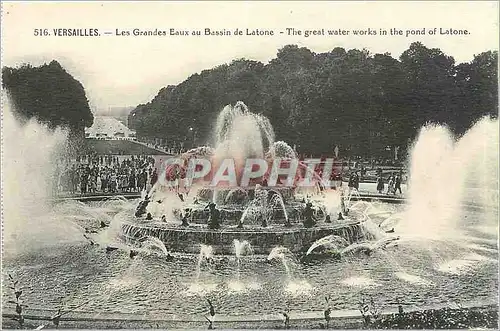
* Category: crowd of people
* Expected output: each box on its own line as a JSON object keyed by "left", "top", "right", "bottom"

{"left": 376, "top": 173, "right": 403, "bottom": 195}
{"left": 54, "top": 154, "right": 160, "bottom": 195}
{"left": 53, "top": 152, "right": 406, "bottom": 197}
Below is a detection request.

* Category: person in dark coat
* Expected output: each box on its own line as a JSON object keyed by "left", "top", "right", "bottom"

{"left": 353, "top": 172, "right": 360, "bottom": 190}
{"left": 348, "top": 174, "right": 354, "bottom": 189}
{"left": 394, "top": 174, "right": 403, "bottom": 194}
{"left": 126, "top": 170, "right": 135, "bottom": 192}
{"left": 150, "top": 168, "right": 159, "bottom": 186}
{"left": 376, "top": 175, "right": 384, "bottom": 193}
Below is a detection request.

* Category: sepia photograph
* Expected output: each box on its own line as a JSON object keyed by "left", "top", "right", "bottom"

{"left": 1, "top": 1, "right": 498, "bottom": 329}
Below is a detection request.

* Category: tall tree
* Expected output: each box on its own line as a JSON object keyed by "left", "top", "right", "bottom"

{"left": 129, "top": 43, "right": 497, "bottom": 158}
{"left": 2, "top": 60, "right": 94, "bottom": 139}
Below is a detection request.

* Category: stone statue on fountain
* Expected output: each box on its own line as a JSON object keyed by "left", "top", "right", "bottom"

{"left": 135, "top": 195, "right": 150, "bottom": 217}
{"left": 259, "top": 213, "right": 268, "bottom": 228}
{"left": 181, "top": 209, "right": 191, "bottom": 227}
{"left": 122, "top": 102, "right": 380, "bottom": 256}
{"left": 206, "top": 202, "right": 221, "bottom": 229}
{"left": 303, "top": 202, "right": 317, "bottom": 228}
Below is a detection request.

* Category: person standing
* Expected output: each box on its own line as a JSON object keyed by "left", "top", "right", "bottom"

{"left": 96, "top": 171, "right": 102, "bottom": 192}
{"left": 110, "top": 172, "right": 117, "bottom": 193}
{"left": 129, "top": 170, "right": 137, "bottom": 192}
{"left": 354, "top": 172, "right": 360, "bottom": 191}
{"left": 376, "top": 175, "right": 384, "bottom": 194}
{"left": 100, "top": 169, "right": 107, "bottom": 192}
{"left": 386, "top": 176, "right": 394, "bottom": 195}
{"left": 140, "top": 169, "right": 148, "bottom": 192}
{"left": 151, "top": 168, "right": 158, "bottom": 186}
{"left": 348, "top": 173, "right": 354, "bottom": 192}
{"left": 121, "top": 173, "right": 128, "bottom": 192}
{"left": 394, "top": 174, "right": 403, "bottom": 195}
{"left": 80, "top": 171, "right": 88, "bottom": 195}
{"left": 70, "top": 164, "right": 78, "bottom": 194}
{"left": 136, "top": 171, "right": 142, "bottom": 192}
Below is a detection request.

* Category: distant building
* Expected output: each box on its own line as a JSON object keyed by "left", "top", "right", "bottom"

{"left": 85, "top": 116, "right": 137, "bottom": 140}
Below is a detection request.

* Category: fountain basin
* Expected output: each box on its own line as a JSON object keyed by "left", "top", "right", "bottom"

{"left": 120, "top": 220, "right": 371, "bottom": 255}
{"left": 173, "top": 204, "right": 303, "bottom": 225}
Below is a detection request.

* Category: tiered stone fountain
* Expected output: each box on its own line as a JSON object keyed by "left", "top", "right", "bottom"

{"left": 120, "top": 102, "right": 371, "bottom": 254}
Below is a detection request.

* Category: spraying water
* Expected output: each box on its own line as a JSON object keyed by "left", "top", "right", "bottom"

{"left": 141, "top": 236, "right": 170, "bottom": 258}
{"left": 268, "top": 246, "right": 293, "bottom": 279}
{"left": 268, "top": 247, "right": 314, "bottom": 296}
{"left": 306, "top": 235, "right": 349, "bottom": 256}
{"left": 344, "top": 187, "right": 361, "bottom": 210}
{"left": 322, "top": 190, "right": 342, "bottom": 219}
{"left": 233, "top": 239, "right": 253, "bottom": 281}
{"left": 224, "top": 188, "right": 249, "bottom": 205}
{"left": 228, "top": 240, "right": 255, "bottom": 293}
{"left": 237, "top": 188, "right": 289, "bottom": 227}
{"left": 269, "top": 192, "right": 289, "bottom": 225}
{"left": 268, "top": 140, "right": 296, "bottom": 159}
{"left": 214, "top": 101, "right": 275, "bottom": 162}
{"left": 184, "top": 244, "right": 217, "bottom": 295}
{"left": 400, "top": 117, "right": 499, "bottom": 240}
{"left": 2, "top": 98, "right": 85, "bottom": 257}
{"left": 238, "top": 205, "right": 256, "bottom": 227}
{"left": 340, "top": 236, "right": 400, "bottom": 256}
{"left": 194, "top": 244, "right": 214, "bottom": 282}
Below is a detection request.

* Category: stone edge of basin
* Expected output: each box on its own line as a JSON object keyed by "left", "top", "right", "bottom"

{"left": 3, "top": 299, "right": 497, "bottom": 324}
{"left": 50, "top": 193, "right": 407, "bottom": 203}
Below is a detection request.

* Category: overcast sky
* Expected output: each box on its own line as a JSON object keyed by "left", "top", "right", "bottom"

{"left": 2, "top": 1, "right": 498, "bottom": 113}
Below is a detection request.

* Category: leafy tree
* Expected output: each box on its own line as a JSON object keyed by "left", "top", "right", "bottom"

{"left": 128, "top": 42, "right": 498, "bottom": 158}
{"left": 2, "top": 60, "right": 93, "bottom": 140}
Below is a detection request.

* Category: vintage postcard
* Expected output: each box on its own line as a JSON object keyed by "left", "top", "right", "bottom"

{"left": 1, "top": 1, "right": 498, "bottom": 329}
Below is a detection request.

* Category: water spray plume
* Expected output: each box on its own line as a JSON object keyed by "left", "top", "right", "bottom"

{"left": 2, "top": 96, "right": 85, "bottom": 257}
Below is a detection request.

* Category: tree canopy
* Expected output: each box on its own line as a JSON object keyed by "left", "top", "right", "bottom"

{"left": 129, "top": 42, "right": 498, "bottom": 158}
{"left": 2, "top": 60, "right": 94, "bottom": 139}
